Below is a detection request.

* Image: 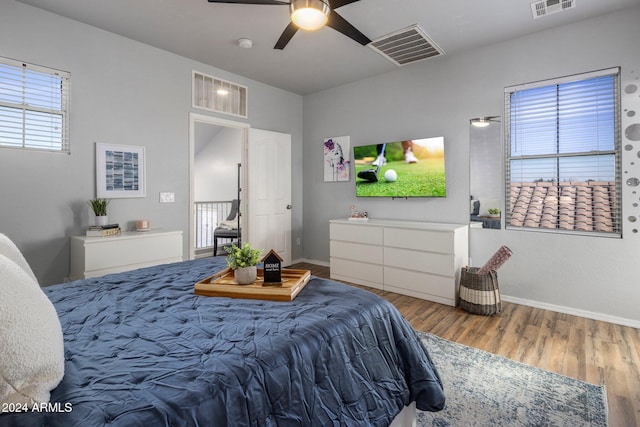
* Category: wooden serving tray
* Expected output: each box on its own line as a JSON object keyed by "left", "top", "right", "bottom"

{"left": 194, "top": 267, "right": 311, "bottom": 302}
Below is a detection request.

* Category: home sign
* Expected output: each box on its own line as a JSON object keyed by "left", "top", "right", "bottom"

{"left": 262, "top": 249, "right": 283, "bottom": 285}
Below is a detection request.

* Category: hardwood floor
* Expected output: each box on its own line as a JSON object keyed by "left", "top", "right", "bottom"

{"left": 291, "top": 262, "right": 640, "bottom": 427}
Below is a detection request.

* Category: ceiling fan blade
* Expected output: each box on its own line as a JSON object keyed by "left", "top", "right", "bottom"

{"left": 207, "top": 0, "right": 288, "bottom": 4}
{"left": 326, "top": 10, "right": 371, "bottom": 46}
{"left": 274, "top": 22, "right": 299, "bottom": 50}
{"left": 328, "top": 0, "right": 361, "bottom": 9}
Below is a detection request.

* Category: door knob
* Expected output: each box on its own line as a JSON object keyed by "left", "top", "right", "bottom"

{"left": 286, "top": 205, "right": 292, "bottom": 209}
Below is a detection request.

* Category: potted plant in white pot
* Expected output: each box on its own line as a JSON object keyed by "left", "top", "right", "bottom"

{"left": 89, "top": 198, "right": 110, "bottom": 226}
{"left": 488, "top": 208, "right": 501, "bottom": 218}
{"left": 225, "top": 243, "right": 262, "bottom": 285}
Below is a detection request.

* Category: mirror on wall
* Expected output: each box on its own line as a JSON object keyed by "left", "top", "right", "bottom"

{"left": 469, "top": 121, "right": 502, "bottom": 229}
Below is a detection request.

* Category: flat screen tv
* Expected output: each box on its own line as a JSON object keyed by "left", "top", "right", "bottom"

{"left": 354, "top": 137, "right": 446, "bottom": 197}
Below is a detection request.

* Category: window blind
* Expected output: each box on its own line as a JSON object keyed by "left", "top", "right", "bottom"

{"left": 0, "top": 57, "right": 70, "bottom": 153}
{"left": 504, "top": 68, "right": 621, "bottom": 236}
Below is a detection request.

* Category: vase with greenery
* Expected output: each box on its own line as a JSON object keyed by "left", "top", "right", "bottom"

{"left": 89, "top": 198, "right": 110, "bottom": 226}
{"left": 488, "top": 208, "right": 501, "bottom": 218}
{"left": 225, "top": 243, "right": 262, "bottom": 284}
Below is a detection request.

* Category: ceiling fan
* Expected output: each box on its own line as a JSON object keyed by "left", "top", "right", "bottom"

{"left": 207, "top": 0, "right": 371, "bottom": 50}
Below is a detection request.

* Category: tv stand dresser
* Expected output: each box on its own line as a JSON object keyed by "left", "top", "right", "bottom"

{"left": 70, "top": 230, "right": 183, "bottom": 280}
{"left": 330, "top": 219, "right": 468, "bottom": 306}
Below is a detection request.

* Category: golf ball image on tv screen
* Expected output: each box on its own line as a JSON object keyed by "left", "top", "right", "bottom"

{"left": 384, "top": 169, "right": 397, "bottom": 182}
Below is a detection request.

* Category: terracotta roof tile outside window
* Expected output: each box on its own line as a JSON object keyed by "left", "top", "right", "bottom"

{"left": 509, "top": 182, "right": 617, "bottom": 233}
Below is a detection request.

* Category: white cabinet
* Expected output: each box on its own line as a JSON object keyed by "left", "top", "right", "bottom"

{"left": 330, "top": 219, "right": 468, "bottom": 306}
{"left": 70, "top": 230, "right": 183, "bottom": 280}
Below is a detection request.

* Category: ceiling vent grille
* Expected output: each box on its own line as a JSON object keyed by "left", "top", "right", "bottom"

{"left": 530, "top": 0, "right": 575, "bottom": 19}
{"left": 192, "top": 71, "right": 247, "bottom": 118}
{"left": 369, "top": 24, "right": 445, "bottom": 67}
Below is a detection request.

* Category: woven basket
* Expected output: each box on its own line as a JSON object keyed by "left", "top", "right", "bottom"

{"left": 459, "top": 266, "right": 502, "bottom": 315}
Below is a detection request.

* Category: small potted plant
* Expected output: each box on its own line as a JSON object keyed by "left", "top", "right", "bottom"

{"left": 89, "top": 198, "right": 110, "bottom": 226}
{"left": 488, "top": 208, "right": 501, "bottom": 218}
{"left": 225, "top": 243, "right": 263, "bottom": 285}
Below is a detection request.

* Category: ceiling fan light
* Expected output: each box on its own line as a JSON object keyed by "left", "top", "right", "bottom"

{"left": 470, "top": 116, "right": 500, "bottom": 128}
{"left": 470, "top": 118, "right": 491, "bottom": 128}
{"left": 290, "top": 0, "right": 330, "bottom": 31}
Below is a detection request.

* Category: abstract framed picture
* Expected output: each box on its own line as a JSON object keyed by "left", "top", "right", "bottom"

{"left": 96, "top": 143, "right": 146, "bottom": 198}
{"left": 323, "top": 136, "right": 350, "bottom": 182}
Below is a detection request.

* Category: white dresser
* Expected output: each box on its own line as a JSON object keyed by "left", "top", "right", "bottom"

{"left": 70, "top": 230, "right": 183, "bottom": 280}
{"left": 330, "top": 219, "right": 468, "bottom": 306}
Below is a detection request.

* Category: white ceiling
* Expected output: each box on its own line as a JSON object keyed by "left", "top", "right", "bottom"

{"left": 16, "top": 0, "right": 639, "bottom": 95}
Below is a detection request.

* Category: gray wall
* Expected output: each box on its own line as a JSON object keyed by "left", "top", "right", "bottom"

{"left": 302, "top": 6, "right": 640, "bottom": 325}
{"left": 194, "top": 126, "right": 243, "bottom": 202}
{"left": 0, "top": 1, "right": 303, "bottom": 284}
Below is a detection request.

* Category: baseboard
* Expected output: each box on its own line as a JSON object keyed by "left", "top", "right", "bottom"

{"left": 501, "top": 295, "right": 640, "bottom": 329}
{"left": 194, "top": 248, "right": 214, "bottom": 259}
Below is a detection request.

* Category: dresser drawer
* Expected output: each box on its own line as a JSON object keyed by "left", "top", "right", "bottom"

{"left": 330, "top": 222, "right": 383, "bottom": 245}
{"left": 384, "top": 247, "right": 455, "bottom": 277}
{"left": 384, "top": 266, "right": 455, "bottom": 300}
{"left": 83, "top": 233, "right": 182, "bottom": 271}
{"left": 330, "top": 240, "right": 383, "bottom": 264}
{"left": 331, "top": 257, "right": 383, "bottom": 289}
{"left": 70, "top": 231, "right": 183, "bottom": 280}
{"left": 384, "top": 227, "right": 454, "bottom": 254}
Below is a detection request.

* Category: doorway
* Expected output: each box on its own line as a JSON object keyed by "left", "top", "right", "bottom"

{"left": 188, "top": 114, "right": 293, "bottom": 265}
{"left": 189, "top": 113, "right": 248, "bottom": 260}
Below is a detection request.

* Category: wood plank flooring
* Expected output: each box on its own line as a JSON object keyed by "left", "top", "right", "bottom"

{"left": 291, "top": 262, "right": 640, "bottom": 427}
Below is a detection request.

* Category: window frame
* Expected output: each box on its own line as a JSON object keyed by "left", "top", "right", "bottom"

{"left": 192, "top": 71, "right": 248, "bottom": 119}
{"left": 504, "top": 67, "right": 622, "bottom": 237}
{"left": 0, "top": 56, "right": 70, "bottom": 154}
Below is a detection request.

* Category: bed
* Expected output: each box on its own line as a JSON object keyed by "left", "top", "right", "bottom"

{"left": 1, "top": 254, "right": 445, "bottom": 426}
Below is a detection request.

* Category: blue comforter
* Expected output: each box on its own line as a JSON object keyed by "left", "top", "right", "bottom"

{"left": 2, "top": 258, "right": 444, "bottom": 426}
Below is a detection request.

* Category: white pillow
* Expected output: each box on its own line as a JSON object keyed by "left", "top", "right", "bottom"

{"left": 0, "top": 255, "right": 65, "bottom": 406}
{"left": 0, "top": 232, "right": 36, "bottom": 282}
{"left": 218, "top": 219, "right": 239, "bottom": 230}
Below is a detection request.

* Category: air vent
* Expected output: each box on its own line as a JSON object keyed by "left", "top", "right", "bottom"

{"left": 530, "top": 0, "right": 575, "bottom": 19}
{"left": 369, "top": 25, "right": 444, "bottom": 67}
{"left": 192, "top": 71, "right": 247, "bottom": 118}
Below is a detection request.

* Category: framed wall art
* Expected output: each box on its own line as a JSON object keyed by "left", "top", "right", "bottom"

{"left": 323, "top": 136, "right": 350, "bottom": 182}
{"left": 96, "top": 143, "right": 146, "bottom": 198}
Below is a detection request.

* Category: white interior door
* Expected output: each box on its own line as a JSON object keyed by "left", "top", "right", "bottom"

{"left": 247, "top": 128, "right": 292, "bottom": 266}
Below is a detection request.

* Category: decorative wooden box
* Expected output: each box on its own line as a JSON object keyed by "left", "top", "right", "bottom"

{"left": 194, "top": 268, "right": 311, "bottom": 302}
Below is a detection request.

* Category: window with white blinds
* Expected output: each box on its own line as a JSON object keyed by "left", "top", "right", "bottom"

{"left": 504, "top": 68, "right": 621, "bottom": 236}
{"left": 192, "top": 71, "right": 247, "bottom": 118}
{"left": 0, "top": 57, "right": 70, "bottom": 153}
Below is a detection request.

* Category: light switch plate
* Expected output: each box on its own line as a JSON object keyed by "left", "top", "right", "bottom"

{"left": 159, "top": 192, "right": 175, "bottom": 203}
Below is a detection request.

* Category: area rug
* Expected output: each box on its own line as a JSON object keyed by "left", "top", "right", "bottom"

{"left": 415, "top": 332, "right": 608, "bottom": 426}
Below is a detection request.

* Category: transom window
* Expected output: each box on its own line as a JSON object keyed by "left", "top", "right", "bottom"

{"left": 504, "top": 68, "right": 621, "bottom": 236}
{"left": 0, "top": 56, "right": 70, "bottom": 153}
{"left": 192, "top": 71, "right": 247, "bottom": 118}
